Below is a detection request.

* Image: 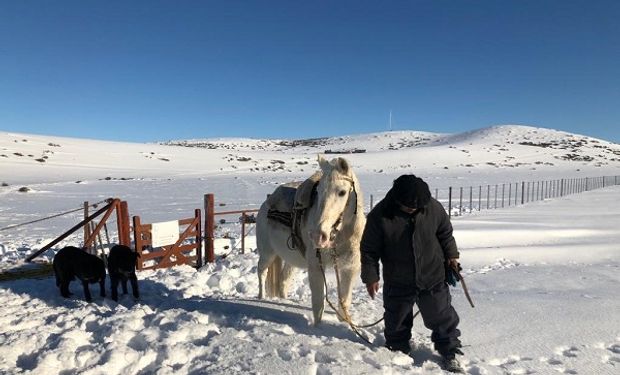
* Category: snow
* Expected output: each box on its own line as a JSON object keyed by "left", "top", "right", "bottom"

{"left": 1, "top": 125, "right": 620, "bottom": 374}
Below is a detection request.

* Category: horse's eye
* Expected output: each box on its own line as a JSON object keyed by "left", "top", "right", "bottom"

{"left": 338, "top": 190, "right": 347, "bottom": 197}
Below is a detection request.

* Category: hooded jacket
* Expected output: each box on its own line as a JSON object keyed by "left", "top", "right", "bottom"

{"left": 360, "top": 192, "right": 459, "bottom": 290}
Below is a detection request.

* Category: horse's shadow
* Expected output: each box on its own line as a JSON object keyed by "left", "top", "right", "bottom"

{"left": 1, "top": 276, "right": 372, "bottom": 344}
{"left": 139, "top": 291, "right": 372, "bottom": 344}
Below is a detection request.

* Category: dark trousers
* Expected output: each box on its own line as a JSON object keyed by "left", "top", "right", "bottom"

{"left": 383, "top": 282, "right": 461, "bottom": 356}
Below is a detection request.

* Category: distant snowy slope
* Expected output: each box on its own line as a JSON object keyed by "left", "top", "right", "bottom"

{"left": 2, "top": 125, "right": 619, "bottom": 186}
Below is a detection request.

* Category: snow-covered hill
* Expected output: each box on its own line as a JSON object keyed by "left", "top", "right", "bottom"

{"left": 2, "top": 125, "right": 619, "bottom": 187}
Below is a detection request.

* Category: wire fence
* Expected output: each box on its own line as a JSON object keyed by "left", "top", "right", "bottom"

{"left": 370, "top": 175, "right": 620, "bottom": 217}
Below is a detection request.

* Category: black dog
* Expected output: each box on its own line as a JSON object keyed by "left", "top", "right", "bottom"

{"left": 53, "top": 246, "right": 106, "bottom": 302}
{"left": 107, "top": 244, "right": 140, "bottom": 302}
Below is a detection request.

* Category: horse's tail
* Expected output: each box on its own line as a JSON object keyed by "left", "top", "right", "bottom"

{"left": 265, "top": 255, "right": 283, "bottom": 298}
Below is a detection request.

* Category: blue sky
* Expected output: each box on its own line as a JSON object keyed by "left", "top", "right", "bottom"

{"left": 1, "top": 1, "right": 619, "bottom": 142}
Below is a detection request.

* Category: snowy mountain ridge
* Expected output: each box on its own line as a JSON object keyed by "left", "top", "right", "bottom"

{"left": 2, "top": 125, "right": 619, "bottom": 186}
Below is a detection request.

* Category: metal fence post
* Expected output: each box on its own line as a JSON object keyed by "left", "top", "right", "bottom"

{"left": 478, "top": 186, "right": 482, "bottom": 211}
{"left": 521, "top": 181, "right": 525, "bottom": 204}
{"left": 502, "top": 184, "right": 505, "bottom": 208}
{"left": 469, "top": 186, "right": 473, "bottom": 213}
{"left": 459, "top": 187, "right": 463, "bottom": 215}
{"left": 487, "top": 185, "right": 490, "bottom": 209}
{"left": 508, "top": 183, "right": 511, "bottom": 206}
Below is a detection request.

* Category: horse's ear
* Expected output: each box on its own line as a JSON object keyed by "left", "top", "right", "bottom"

{"left": 318, "top": 155, "right": 330, "bottom": 171}
{"left": 335, "top": 157, "right": 349, "bottom": 174}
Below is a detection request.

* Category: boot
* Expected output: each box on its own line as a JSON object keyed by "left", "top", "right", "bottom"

{"left": 442, "top": 350, "right": 465, "bottom": 373}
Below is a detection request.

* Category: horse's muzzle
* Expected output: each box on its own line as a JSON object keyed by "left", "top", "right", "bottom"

{"left": 310, "top": 229, "right": 332, "bottom": 249}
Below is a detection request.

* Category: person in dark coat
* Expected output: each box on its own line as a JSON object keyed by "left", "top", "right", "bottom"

{"left": 360, "top": 174, "right": 464, "bottom": 371}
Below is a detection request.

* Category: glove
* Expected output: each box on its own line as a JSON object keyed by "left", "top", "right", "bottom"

{"left": 445, "top": 261, "right": 462, "bottom": 287}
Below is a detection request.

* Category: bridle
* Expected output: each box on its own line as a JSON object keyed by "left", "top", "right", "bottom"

{"left": 324, "top": 175, "right": 358, "bottom": 244}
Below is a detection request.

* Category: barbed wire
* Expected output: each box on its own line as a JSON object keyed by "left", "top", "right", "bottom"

{"left": 0, "top": 199, "right": 110, "bottom": 232}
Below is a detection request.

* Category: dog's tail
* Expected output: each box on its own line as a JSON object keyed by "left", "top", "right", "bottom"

{"left": 265, "top": 256, "right": 283, "bottom": 298}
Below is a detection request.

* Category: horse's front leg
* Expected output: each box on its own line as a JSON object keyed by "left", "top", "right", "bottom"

{"left": 336, "top": 266, "right": 356, "bottom": 322}
{"left": 307, "top": 265, "right": 326, "bottom": 325}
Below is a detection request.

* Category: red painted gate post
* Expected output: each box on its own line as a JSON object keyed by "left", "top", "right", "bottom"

{"left": 241, "top": 212, "right": 246, "bottom": 254}
{"left": 204, "top": 194, "right": 215, "bottom": 263}
{"left": 133, "top": 215, "right": 143, "bottom": 270}
{"left": 195, "top": 208, "right": 203, "bottom": 268}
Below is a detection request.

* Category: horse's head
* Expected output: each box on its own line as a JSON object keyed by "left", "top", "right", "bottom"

{"left": 309, "top": 156, "right": 359, "bottom": 249}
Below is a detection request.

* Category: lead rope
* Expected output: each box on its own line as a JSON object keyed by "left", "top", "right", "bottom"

{"left": 316, "top": 249, "right": 388, "bottom": 345}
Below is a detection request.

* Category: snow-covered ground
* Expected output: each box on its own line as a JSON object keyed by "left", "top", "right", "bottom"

{"left": 1, "top": 125, "right": 620, "bottom": 374}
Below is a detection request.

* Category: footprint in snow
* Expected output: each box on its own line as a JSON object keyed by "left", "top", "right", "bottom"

{"left": 271, "top": 325, "right": 295, "bottom": 335}
{"left": 277, "top": 348, "right": 293, "bottom": 361}
{"left": 362, "top": 355, "right": 381, "bottom": 369}
{"left": 314, "top": 351, "right": 336, "bottom": 364}
{"left": 555, "top": 346, "right": 580, "bottom": 358}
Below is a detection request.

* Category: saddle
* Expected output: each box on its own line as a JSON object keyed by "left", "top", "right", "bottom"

{"left": 266, "top": 171, "right": 323, "bottom": 256}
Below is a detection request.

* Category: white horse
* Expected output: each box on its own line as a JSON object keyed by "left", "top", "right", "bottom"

{"left": 256, "top": 156, "right": 366, "bottom": 325}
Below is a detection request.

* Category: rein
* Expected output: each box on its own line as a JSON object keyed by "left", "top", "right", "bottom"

{"left": 315, "top": 249, "right": 378, "bottom": 345}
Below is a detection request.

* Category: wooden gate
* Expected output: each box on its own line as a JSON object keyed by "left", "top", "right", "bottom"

{"left": 25, "top": 198, "right": 131, "bottom": 262}
{"left": 133, "top": 209, "right": 202, "bottom": 270}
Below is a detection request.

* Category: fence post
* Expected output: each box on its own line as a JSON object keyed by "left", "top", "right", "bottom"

{"left": 241, "top": 212, "right": 246, "bottom": 255}
{"left": 469, "top": 186, "right": 473, "bottom": 213}
{"left": 133, "top": 215, "right": 143, "bottom": 270}
{"left": 487, "top": 185, "right": 490, "bottom": 209}
{"left": 478, "top": 186, "right": 482, "bottom": 211}
{"left": 561, "top": 178, "right": 564, "bottom": 196}
{"left": 204, "top": 194, "right": 215, "bottom": 263}
{"left": 459, "top": 187, "right": 463, "bottom": 215}
{"left": 521, "top": 181, "right": 525, "bottom": 204}
{"left": 448, "top": 187, "right": 452, "bottom": 217}
{"left": 195, "top": 209, "right": 203, "bottom": 268}
{"left": 115, "top": 200, "right": 127, "bottom": 246}
{"left": 586, "top": 177, "right": 589, "bottom": 191}
{"left": 502, "top": 184, "right": 505, "bottom": 208}
{"left": 370, "top": 194, "right": 374, "bottom": 211}
{"left": 526, "top": 182, "right": 530, "bottom": 202}
{"left": 83, "top": 201, "right": 90, "bottom": 250}
{"left": 494, "top": 185, "right": 498, "bottom": 209}
{"left": 120, "top": 201, "right": 131, "bottom": 246}
{"left": 508, "top": 183, "right": 512, "bottom": 206}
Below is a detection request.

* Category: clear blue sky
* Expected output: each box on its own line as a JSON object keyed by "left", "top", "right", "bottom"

{"left": 1, "top": 1, "right": 619, "bottom": 142}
